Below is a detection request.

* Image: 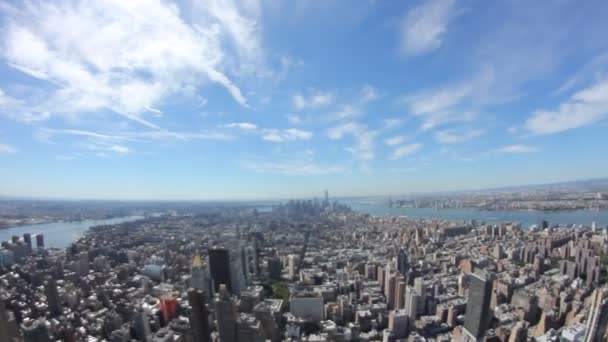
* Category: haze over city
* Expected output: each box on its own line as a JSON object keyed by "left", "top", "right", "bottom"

{"left": 0, "top": 0, "right": 607, "bottom": 200}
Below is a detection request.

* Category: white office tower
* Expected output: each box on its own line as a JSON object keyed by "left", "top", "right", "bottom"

{"left": 584, "top": 287, "right": 608, "bottom": 342}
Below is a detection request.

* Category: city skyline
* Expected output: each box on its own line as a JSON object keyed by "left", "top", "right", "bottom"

{"left": 1, "top": 0, "right": 608, "bottom": 200}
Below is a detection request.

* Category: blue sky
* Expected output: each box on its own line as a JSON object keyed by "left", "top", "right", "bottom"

{"left": 1, "top": 0, "right": 608, "bottom": 200}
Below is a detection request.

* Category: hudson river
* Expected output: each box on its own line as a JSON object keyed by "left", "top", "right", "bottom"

{"left": 0, "top": 216, "right": 143, "bottom": 249}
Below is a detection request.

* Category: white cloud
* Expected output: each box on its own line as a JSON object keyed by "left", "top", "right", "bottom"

{"left": 0, "top": 143, "right": 16, "bottom": 154}
{"left": 383, "top": 118, "right": 404, "bottom": 128}
{"left": 327, "top": 122, "right": 376, "bottom": 161}
{"left": 241, "top": 159, "right": 342, "bottom": 176}
{"left": 222, "top": 122, "right": 258, "bottom": 130}
{"left": 108, "top": 144, "right": 130, "bottom": 154}
{"left": 402, "top": 68, "right": 495, "bottom": 130}
{"left": 494, "top": 144, "right": 539, "bottom": 154}
{"left": 331, "top": 104, "right": 362, "bottom": 120}
{"left": 0, "top": 0, "right": 263, "bottom": 125}
{"left": 399, "top": 0, "right": 457, "bottom": 55}
{"left": 434, "top": 129, "right": 484, "bottom": 144}
{"left": 287, "top": 113, "right": 302, "bottom": 124}
{"left": 360, "top": 85, "right": 380, "bottom": 102}
{"left": 384, "top": 136, "right": 407, "bottom": 147}
{"left": 390, "top": 143, "right": 422, "bottom": 160}
{"left": 327, "top": 122, "right": 364, "bottom": 140}
{"left": 293, "top": 90, "right": 334, "bottom": 110}
{"left": 261, "top": 129, "right": 313, "bottom": 142}
{"left": 525, "top": 79, "right": 608, "bottom": 134}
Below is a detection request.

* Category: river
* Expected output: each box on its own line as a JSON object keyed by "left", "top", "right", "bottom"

{"left": 2, "top": 203, "right": 607, "bottom": 250}
{"left": 0, "top": 216, "right": 144, "bottom": 249}
{"left": 347, "top": 201, "right": 608, "bottom": 228}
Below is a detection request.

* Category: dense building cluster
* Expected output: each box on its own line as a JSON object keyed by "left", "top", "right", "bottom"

{"left": 1, "top": 199, "right": 608, "bottom": 341}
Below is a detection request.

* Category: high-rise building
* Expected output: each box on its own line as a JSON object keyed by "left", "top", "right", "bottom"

{"left": 267, "top": 257, "right": 282, "bottom": 280}
{"left": 134, "top": 309, "right": 151, "bottom": 342}
{"left": 404, "top": 286, "right": 418, "bottom": 329}
{"left": 397, "top": 248, "right": 409, "bottom": 275}
{"left": 0, "top": 298, "right": 11, "bottom": 342}
{"left": 208, "top": 248, "right": 232, "bottom": 294}
{"left": 288, "top": 254, "right": 297, "bottom": 279}
{"left": 395, "top": 277, "right": 406, "bottom": 310}
{"left": 214, "top": 284, "right": 237, "bottom": 342}
{"left": 584, "top": 287, "right": 608, "bottom": 342}
{"left": 44, "top": 275, "right": 61, "bottom": 317}
{"left": 386, "top": 273, "right": 396, "bottom": 310}
{"left": 191, "top": 252, "right": 210, "bottom": 295}
{"left": 388, "top": 309, "right": 409, "bottom": 339}
{"left": 188, "top": 288, "right": 211, "bottom": 342}
{"left": 463, "top": 271, "right": 494, "bottom": 341}
{"left": 36, "top": 234, "right": 44, "bottom": 249}
{"left": 23, "top": 233, "right": 32, "bottom": 254}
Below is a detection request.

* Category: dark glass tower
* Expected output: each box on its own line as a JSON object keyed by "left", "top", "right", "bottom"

{"left": 44, "top": 275, "right": 61, "bottom": 317}
{"left": 463, "top": 271, "right": 494, "bottom": 340}
{"left": 188, "top": 288, "right": 211, "bottom": 342}
{"left": 208, "top": 248, "right": 232, "bottom": 293}
{"left": 397, "top": 248, "right": 409, "bottom": 275}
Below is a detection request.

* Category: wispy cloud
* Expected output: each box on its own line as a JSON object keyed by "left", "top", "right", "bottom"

{"left": 287, "top": 114, "right": 302, "bottom": 124}
{"left": 293, "top": 90, "right": 334, "bottom": 110}
{"left": 384, "top": 136, "right": 407, "bottom": 147}
{"left": 0, "top": 0, "right": 263, "bottom": 126}
{"left": 434, "top": 128, "right": 484, "bottom": 144}
{"left": 494, "top": 144, "right": 539, "bottom": 154}
{"left": 0, "top": 142, "right": 16, "bottom": 154}
{"left": 221, "top": 122, "right": 258, "bottom": 130}
{"left": 327, "top": 122, "right": 376, "bottom": 162}
{"left": 328, "top": 85, "right": 380, "bottom": 121}
{"left": 261, "top": 129, "right": 313, "bottom": 142}
{"left": 399, "top": 0, "right": 457, "bottom": 55}
{"left": 554, "top": 52, "right": 608, "bottom": 96}
{"left": 402, "top": 68, "right": 495, "bottom": 130}
{"left": 390, "top": 143, "right": 422, "bottom": 160}
{"left": 241, "top": 159, "right": 342, "bottom": 176}
{"left": 526, "top": 79, "right": 608, "bottom": 134}
{"left": 383, "top": 118, "right": 404, "bottom": 129}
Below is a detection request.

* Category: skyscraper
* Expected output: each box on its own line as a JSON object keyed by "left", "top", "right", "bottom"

{"left": 214, "top": 284, "right": 237, "bottom": 342}
{"left": 23, "top": 233, "right": 32, "bottom": 254}
{"left": 584, "top": 287, "right": 608, "bottom": 342}
{"left": 463, "top": 271, "right": 494, "bottom": 341}
{"left": 188, "top": 288, "right": 211, "bottom": 342}
{"left": 404, "top": 285, "right": 418, "bottom": 329}
{"left": 0, "top": 298, "right": 11, "bottom": 342}
{"left": 191, "top": 252, "right": 210, "bottom": 295}
{"left": 36, "top": 234, "right": 44, "bottom": 249}
{"left": 397, "top": 248, "right": 409, "bottom": 275}
{"left": 44, "top": 275, "right": 61, "bottom": 317}
{"left": 208, "top": 248, "right": 232, "bottom": 294}
{"left": 134, "top": 309, "right": 151, "bottom": 342}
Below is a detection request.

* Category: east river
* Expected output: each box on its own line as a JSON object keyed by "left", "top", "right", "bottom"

{"left": 348, "top": 201, "right": 608, "bottom": 228}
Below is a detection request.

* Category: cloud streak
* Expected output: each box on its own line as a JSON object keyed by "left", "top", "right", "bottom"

{"left": 0, "top": 0, "right": 263, "bottom": 126}
{"left": 390, "top": 143, "right": 422, "bottom": 160}
{"left": 526, "top": 79, "right": 608, "bottom": 134}
{"left": 494, "top": 144, "right": 539, "bottom": 154}
{"left": 399, "top": 0, "right": 457, "bottom": 55}
{"left": 241, "top": 159, "right": 342, "bottom": 176}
